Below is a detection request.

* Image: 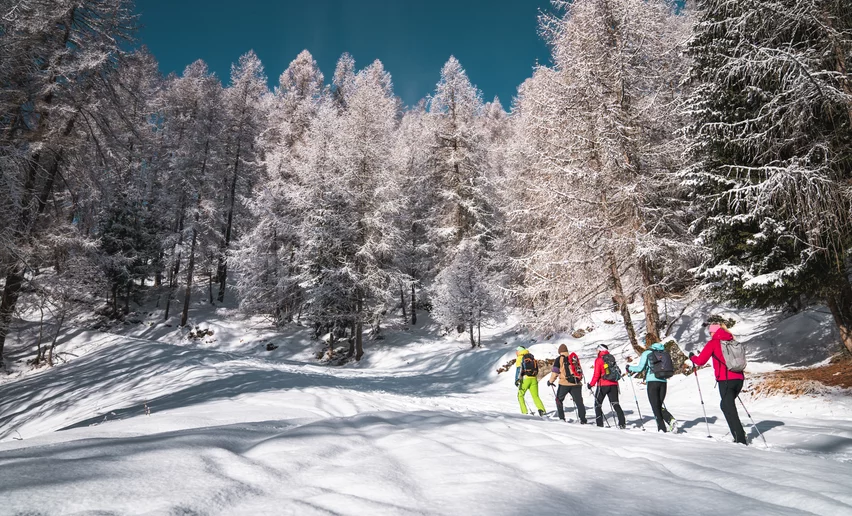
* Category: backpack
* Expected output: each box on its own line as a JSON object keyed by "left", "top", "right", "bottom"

{"left": 601, "top": 354, "right": 622, "bottom": 381}
{"left": 720, "top": 339, "right": 747, "bottom": 373}
{"left": 648, "top": 350, "right": 674, "bottom": 379}
{"left": 568, "top": 352, "right": 583, "bottom": 382}
{"left": 558, "top": 354, "right": 582, "bottom": 383}
{"left": 521, "top": 353, "right": 539, "bottom": 377}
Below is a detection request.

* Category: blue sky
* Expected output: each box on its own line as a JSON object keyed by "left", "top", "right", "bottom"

{"left": 134, "top": 0, "right": 556, "bottom": 107}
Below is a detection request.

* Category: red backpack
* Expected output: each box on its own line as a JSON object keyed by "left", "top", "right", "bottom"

{"left": 561, "top": 353, "right": 583, "bottom": 382}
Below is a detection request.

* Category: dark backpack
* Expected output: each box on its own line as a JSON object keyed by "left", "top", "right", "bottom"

{"left": 601, "top": 354, "right": 622, "bottom": 381}
{"left": 648, "top": 350, "right": 674, "bottom": 379}
{"left": 521, "top": 354, "right": 539, "bottom": 377}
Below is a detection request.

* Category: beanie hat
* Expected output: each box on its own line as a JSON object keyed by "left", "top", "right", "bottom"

{"left": 558, "top": 344, "right": 568, "bottom": 354}
{"left": 516, "top": 345, "right": 526, "bottom": 352}
{"left": 597, "top": 344, "right": 609, "bottom": 352}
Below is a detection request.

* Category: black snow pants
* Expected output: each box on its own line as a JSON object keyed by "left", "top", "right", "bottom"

{"left": 594, "top": 385, "right": 625, "bottom": 428}
{"left": 719, "top": 379, "right": 747, "bottom": 445}
{"left": 555, "top": 384, "right": 586, "bottom": 423}
{"left": 647, "top": 381, "right": 675, "bottom": 432}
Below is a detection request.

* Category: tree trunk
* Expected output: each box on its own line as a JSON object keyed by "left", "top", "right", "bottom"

{"left": 164, "top": 289, "right": 172, "bottom": 322}
{"left": 218, "top": 138, "right": 242, "bottom": 303}
{"left": 639, "top": 257, "right": 661, "bottom": 342}
{"left": 410, "top": 283, "right": 417, "bottom": 325}
{"left": 180, "top": 228, "right": 198, "bottom": 327}
{"left": 477, "top": 315, "right": 481, "bottom": 347}
{"left": 48, "top": 310, "right": 66, "bottom": 367}
{"left": 124, "top": 282, "right": 131, "bottom": 315}
{"left": 155, "top": 251, "right": 164, "bottom": 287}
{"left": 34, "top": 303, "right": 45, "bottom": 365}
{"left": 826, "top": 278, "right": 852, "bottom": 356}
{"left": 208, "top": 269, "right": 214, "bottom": 305}
{"left": 468, "top": 321, "right": 475, "bottom": 348}
{"left": 355, "top": 298, "right": 364, "bottom": 361}
{"left": 400, "top": 284, "right": 407, "bottom": 322}
{"left": 609, "top": 253, "right": 641, "bottom": 354}
{"left": 0, "top": 267, "right": 25, "bottom": 365}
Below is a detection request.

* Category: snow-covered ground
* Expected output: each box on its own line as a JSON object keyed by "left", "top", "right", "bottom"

{"left": 1, "top": 300, "right": 851, "bottom": 515}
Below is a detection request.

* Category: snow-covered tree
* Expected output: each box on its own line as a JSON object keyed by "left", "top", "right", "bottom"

{"left": 432, "top": 239, "right": 501, "bottom": 347}
{"left": 684, "top": 0, "right": 852, "bottom": 354}
{"left": 215, "top": 51, "right": 268, "bottom": 302}
{"left": 428, "top": 57, "right": 492, "bottom": 252}
{"left": 236, "top": 50, "right": 324, "bottom": 324}
{"left": 0, "top": 0, "right": 138, "bottom": 364}
{"left": 506, "top": 0, "right": 692, "bottom": 349}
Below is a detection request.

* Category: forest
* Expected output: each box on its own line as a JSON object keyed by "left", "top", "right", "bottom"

{"left": 1, "top": 0, "right": 851, "bottom": 368}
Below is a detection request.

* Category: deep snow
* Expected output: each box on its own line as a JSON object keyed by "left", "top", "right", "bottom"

{"left": 1, "top": 299, "right": 851, "bottom": 515}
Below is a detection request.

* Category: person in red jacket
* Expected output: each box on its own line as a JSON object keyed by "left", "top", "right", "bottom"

{"left": 689, "top": 323, "right": 747, "bottom": 445}
{"left": 587, "top": 344, "right": 626, "bottom": 428}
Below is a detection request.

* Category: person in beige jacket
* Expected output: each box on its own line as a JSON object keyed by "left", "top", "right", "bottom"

{"left": 546, "top": 344, "right": 587, "bottom": 423}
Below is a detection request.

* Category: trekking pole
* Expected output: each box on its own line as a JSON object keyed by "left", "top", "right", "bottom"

{"left": 626, "top": 374, "right": 646, "bottom": 431}
{"left": 608, "top": 399, "right": 621, "bottom": 429}
{"left": 589, "top": 385, "right": 611, "bottom": 427}
{"left": 737, "top": 396, "right": 768, "bottom": 448}
{"left": 692, "top": 366, "right": 712, "bottom": 438}
{"left": 549, "top": 384, "right": 560, "bottom": 419}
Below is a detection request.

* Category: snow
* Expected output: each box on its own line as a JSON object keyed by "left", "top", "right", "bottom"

{"left": 1, "top": 302, "right": 852, "bottom": 515}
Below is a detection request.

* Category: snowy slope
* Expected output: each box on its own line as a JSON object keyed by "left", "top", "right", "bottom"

{"left": 1, "top": 304, "right": 851, "bottom": 515}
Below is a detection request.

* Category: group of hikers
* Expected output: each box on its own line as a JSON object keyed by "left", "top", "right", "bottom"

{"left": 513, "top": 323, "right": 750, "bottom": 445}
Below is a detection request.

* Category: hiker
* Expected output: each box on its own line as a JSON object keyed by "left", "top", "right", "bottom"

{"left": 546, "top": 344, "right": 587, "bottom": 423}
{"left": 588, "top": 344, "right": 626, "bottom": 428}
{"left": 689, "top": 323, "right": 747, "bottom": 445}
{"left": 515, "top": 346, "right": 546, "bottom": 416}
{"left": 625, "top": 339, "right": 676, "bottom": 432}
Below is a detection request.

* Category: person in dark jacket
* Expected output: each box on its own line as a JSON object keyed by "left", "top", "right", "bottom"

{"left": 547, "top": 344, "right": 587, "bottom": 424}
{"left": 588, "top": 344, "right": 625, "bottom": 428}
{"left": 689, "top": 324, "right": 747, "bottom": 445}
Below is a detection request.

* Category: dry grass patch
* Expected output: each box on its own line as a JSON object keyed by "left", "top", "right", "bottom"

{"left": 752, "top": 354, "right": 852, "bottom": 398}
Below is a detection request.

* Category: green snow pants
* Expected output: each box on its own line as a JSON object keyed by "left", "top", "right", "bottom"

{"left": 518, "top": 376, "right": 546, "bottom": 414}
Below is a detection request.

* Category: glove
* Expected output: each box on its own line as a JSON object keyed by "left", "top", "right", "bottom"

{"left": 587, "top": 383, "right": 593, "bottom": 391}
{"left": 688, "top": 352, "right": 695, "bottom": 361}
{"left": 546, "top": 381, "right": 554, "bottom": 387}
{"left": 515, "top": 379, "right": 521, "bottom": 387}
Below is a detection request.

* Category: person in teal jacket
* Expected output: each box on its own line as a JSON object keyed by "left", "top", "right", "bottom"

{"left": 625, "top": 341, "right": 677, "bottom": 432}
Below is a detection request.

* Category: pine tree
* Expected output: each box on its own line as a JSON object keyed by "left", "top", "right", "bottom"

{"left": 0, "top": 0, "right": 138, "bottom": 364}
{"left": 684, "top": 0, "right": 852, "bottom": 354}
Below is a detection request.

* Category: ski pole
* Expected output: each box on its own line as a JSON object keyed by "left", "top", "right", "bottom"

{"left": 589, "top": 385, "right": 611, "bottom": 427}
{"left": 549, "top": 384, "right": 561, "bottom": 419}
{"left": 608, "top": 399, "right": 621, "bottom": 429}
{"left": 626, "top": 374, "right": 646, "bottom": 431}
{"left": 693, "top": 366, "right": 712, "bottom": 438}
{"left": 737, "top": 395, "right": 768, "bottom": 448}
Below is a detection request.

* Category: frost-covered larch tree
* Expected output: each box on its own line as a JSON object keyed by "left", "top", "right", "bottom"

{"left": 236, "top": 50, "right": 325, "bottom": 324}
{"left": 215, "top": 51, "right": 268, "bottom": 303}
{"left": 432, "top": 239, "right": 501, "bottom": 347}
{"left": 335, "top": 60, "right": 403, "bottom": 359}
{"left": 507, "top": 0, "right": 692, "bottom": 350}
{"left": 392, "top": 103, "right": 439, "bottom": 325}
{"left": 684, "top": 0, "right": 852, "bottom": 354}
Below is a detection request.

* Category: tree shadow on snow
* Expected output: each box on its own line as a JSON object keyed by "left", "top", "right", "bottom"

{"left": 0, "top": 332, "right": 516, "bottom": 438}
